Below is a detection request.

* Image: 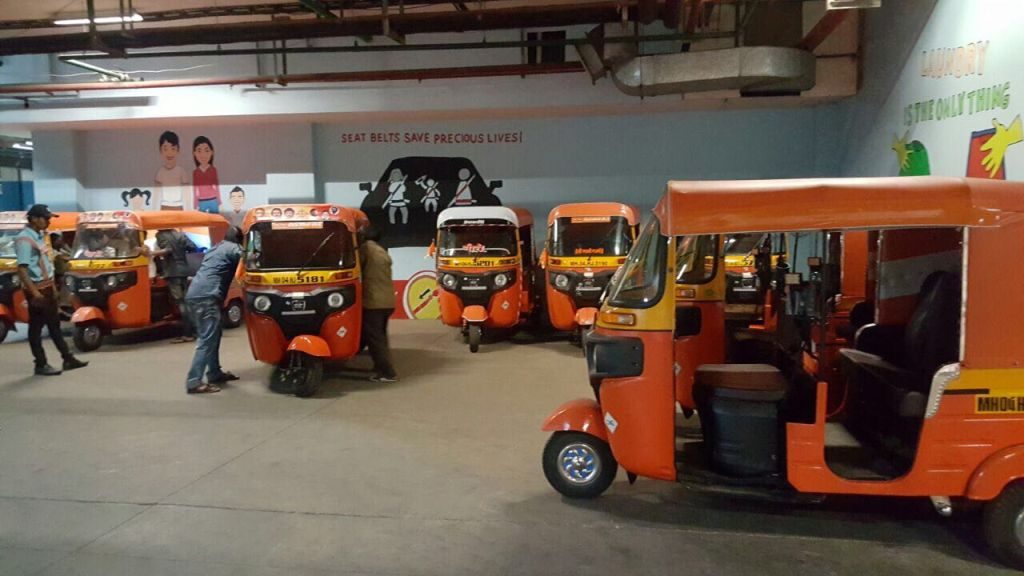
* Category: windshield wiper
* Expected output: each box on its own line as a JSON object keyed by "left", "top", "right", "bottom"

{"left": 296, "top": 232, "right": 337, "bottom": 278}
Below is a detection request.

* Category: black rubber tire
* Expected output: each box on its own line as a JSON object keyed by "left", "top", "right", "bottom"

{"left": 468, "top": 324, "right": 481, "bottom": 353}
{"left": 985, "top": 481, "right": 1024, "bottom": 569}
{"left": 0, "top": 321, "right": 8, "bottom": 344}
{"left": 293, "top": 355, "right": 324, "bottom": 398}
{"left": 542, "top": 431, "right": 617, "bottom": 499}
{"left": 222, "top": 299, "right": 244, "bottom": 329}
{"left": 72, "top": 322, "right": 103, "bottom": 352}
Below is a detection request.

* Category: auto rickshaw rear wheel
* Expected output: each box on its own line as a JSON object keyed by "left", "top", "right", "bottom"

{"left": 542, "top": 431, "right": 617, "bottom": 499}
{"left": 293, "top": 354, "right": 324, "bottom": 398}
{"left": 73, "top": 321, "right": 103, "bottom": 352}
{"left": 984, "top": 480, "right": 1024, "bottom": 569}
{"left": 0, "top": 321, "right": 8, "bottom": 344}
{"left": 468, "top": 324, "right": 482, "bottom": 353}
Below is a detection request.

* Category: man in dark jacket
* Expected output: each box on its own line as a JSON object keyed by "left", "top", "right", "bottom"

{"left": 359, "top": 226, "right": 398, "bottom": 383}
{"left": 184, "top": 226, "right": 243, "bottom": 394}
{"left": 153, "top": 228, "right": 198, "bottom": 343}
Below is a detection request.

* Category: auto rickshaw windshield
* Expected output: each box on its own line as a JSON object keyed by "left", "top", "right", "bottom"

{"left": 439, "top": 225, "right": 518, "bottom": 257}
{"left": 724, "top": 233, "right": 764, "bottom": 256}
{"left": 605, "top": 218, "right": 666, "bottom": 309}
{"left": 549, "top": 216, "right": 632, "bottom": 257}
{"left": 246, "top": 220, "right": 356, "bottom": 271}
{"left": 0, "top": 228, "right": 20, "bottom": 258}
{"left": 71, "top": 224, "right": 143, "bottom": 259}
{"left": 676, "top": 235, "right": 719, "bottom": 284}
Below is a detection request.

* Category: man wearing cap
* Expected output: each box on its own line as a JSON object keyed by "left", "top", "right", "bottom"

{"left": 15, "top": 205, "right": 88, "bottom": 376}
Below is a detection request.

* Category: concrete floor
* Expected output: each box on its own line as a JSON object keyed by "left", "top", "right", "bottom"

{"left": 0, "top": 321, "right": 1014, "bottom": 576}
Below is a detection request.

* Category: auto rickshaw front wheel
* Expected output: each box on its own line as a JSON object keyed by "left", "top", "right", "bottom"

{"left": 984, "top": 480, "right": 1024, "bottom": 569}
{"left": 223, "top": 299, "right": 244, "bottom": 329}
{"left": 292, "top": 354, "right": 324, "bottom": 398}
{"left": 73, "top": 321, "right": 104, "bottom": 352}
{"left": 468, "top": 324, "right": 482, "bottom": 353}
{"left": 542, "top": 431, "right": 617, "bottom": 499}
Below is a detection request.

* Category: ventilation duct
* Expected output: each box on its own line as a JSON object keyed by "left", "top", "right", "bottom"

{"left": 577, "top": 23, "right": 817, "bottom": 98}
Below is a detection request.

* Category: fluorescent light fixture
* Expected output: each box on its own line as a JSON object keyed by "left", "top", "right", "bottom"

{"left": 827, "top": 0, "right": 881, "bottom": 8}
{"left": 12, "top": 143, "right": 34, "bottom": 151}
{"left": 54, "top": 13, "right": 142, "bottom": 26}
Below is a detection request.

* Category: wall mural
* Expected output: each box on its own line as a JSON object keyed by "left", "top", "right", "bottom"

{"left": 358, "top": 156, "right": 503, "bottom": 249}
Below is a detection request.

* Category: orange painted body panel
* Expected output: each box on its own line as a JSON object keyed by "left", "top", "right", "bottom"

{"left": 575, "top": 307, "right": 598, "bottom": 327}
{"left": 11, "top": 290, "right": 29, "bottom": 324}
{"left": 438, "top": 289, "right": 464, "bottom": 327}
{"left": 965, "top": 223, "right": 1024, "bottom": 369}
{"left": 107, "top": 267, "right": 152, "bottom": 328}
{"left": 0, "top": 302, "right": 14, "bottom": 326}
{"left": 462, "top": 305, "right": 488, "bottom": 324}
{"left": 71, "top": 306, "right": 106, "bottom": 324}
{"left": 437, "top": 270, "right": 525, "bottom": 329}
{"left": 320, "top": 307, "right": 362, "bottom": 360}
{"left": 287, "top": 335, "right": 331, "bottom": 358}
{"left": 840, "top": 231, "right": 868, "bottom": 300}
{"left": 245, "top": 311, "right": 288, "bottom": 365}
{"left": 673, "top": 301, "right": 726, "bottom": 409}
{"left": 595, "top": 327, "right": 677, "bottom": 481}
{"left": 541, "top": 398, "right": 609, "bottom": 442}
{"left": 545, "top": 286, "right": 576, "bottom": 331}
{"left": 967, "top": 445, "right": 1024, "bottom": 500}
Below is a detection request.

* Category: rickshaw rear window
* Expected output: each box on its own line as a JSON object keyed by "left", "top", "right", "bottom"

{"left": 439, "top": 225, "right": 517, "bottom": 257}
{"left": 72, "top": 225, "right": 143, "bottom": 259}
{"left": 606, "top": 219, "right": 666, "bottom": 309}
{"left": 676, "top": 235, "right": 719, "bottom": 285}
{"left": 246, "top": 220, "right": 355, "bottom": 271}
{"left": 549, "top": 216, "right": 633, "bottom": 257}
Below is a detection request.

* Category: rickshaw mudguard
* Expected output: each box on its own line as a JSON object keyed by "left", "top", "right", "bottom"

{"left": 462, "top": 305, "right": 488, "bottom": 324}
{"left": 0, "top": 302, "right": 12, "bottom": 324}
{"left": 71, "top": 306, "right": 106, "bottom": 325}
{"left": 575, "top": 307, "right": 598, "bottom": 327}
{"left": 966, "top": 444, "right": 1024, "bottom": 500}
{"left": 542, "top": 398, "right": 608, "bottom": 442}
{"left": 287, "top": 335, "right": 331, "bottom": 358}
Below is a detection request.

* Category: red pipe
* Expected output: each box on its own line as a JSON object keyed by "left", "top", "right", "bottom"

{"left": 0, "top": 62, "right": 584, "bottom": 94}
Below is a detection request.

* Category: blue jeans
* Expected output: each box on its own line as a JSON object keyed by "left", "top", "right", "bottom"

{"left": 185, "top": 297, "right": 225, "bottom": 390}
{"left": 198, "top": 199, "right": 219, "bottom": 214}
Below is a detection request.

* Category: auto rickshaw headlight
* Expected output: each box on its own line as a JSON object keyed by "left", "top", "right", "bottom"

{"left": 494, "top": 273, "right": 508, "bottom": 288}
{"left": 12, "top": 275, "right": 21, "bottom": 287}
{"left": 63, "top": 276, "right": 73, "bottom": 288}
{"left": 254, "top": 295, "right": 272, "bottom": 312}
{"left": 106, "top": 275, "right": 119, "bottom": 288}
{"left": 327, "top": 292, "right": 345, "bottom": 308}
{"left": 555, "top": 274, "right": 569, "bottom": 290}
{"left": 442, "top": 273, "right": 457, "bottom": 289}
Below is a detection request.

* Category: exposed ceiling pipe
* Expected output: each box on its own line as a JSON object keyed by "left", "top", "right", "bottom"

{"left": 62, "top": 58, "right": 133, "bottom": 81}
{"left": 0, "top": 62, "right": 584, "bottom": 95}
{"left": 0, "top": 2, "right": 646, "bottom": 56}
{"left": 798, "top": 8, "right": 849, "bottom": 51}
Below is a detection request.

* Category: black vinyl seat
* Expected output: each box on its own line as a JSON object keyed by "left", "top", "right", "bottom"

{"left": 839, "top": 271, "right": 961, "bottom": 459}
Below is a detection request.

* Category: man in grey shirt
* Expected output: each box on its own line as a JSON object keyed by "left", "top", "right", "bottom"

{"left": 184, "top": 226, "right": 243, "bottom": 394}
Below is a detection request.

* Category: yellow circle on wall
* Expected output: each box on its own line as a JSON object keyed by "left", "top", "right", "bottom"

{"left": 403, "top": 270, "right": 441, "bottom": 320}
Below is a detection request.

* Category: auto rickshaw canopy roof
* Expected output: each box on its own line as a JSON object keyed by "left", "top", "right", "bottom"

{"left": 241, "top": 204, "right": 362, "bottom": 232}
{"left": 76, "top": 210, "right": 229, "bottom": 233}
{"left": 0, "top": 211, "right": 78, "bottom": 232}
{"left": 547, "top": 202, "right": 640, "bottom": 226}
{"left": 437, "top": 206, "right": 533, "bottom": 229}
{"left": 653, "top": 177, "right": 1024, "bottom": 236}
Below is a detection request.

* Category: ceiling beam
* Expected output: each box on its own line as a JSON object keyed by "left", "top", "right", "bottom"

{"left": 298, "top": 0, "right": 338, "bottom": 19}
{"left": 797, "top": 8, "right": 848, "bottom": 51}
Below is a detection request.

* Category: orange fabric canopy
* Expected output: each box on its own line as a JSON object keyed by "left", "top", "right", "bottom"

{"left": 653, "top": 177, "right": 1024, "bottom": 235}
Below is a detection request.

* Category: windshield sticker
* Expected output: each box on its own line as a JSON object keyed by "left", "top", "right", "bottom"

{"left": 271, "top": 221, "right": 325, "bottom": 230}
{"left": 575, "top": 247, "right": 606, "bottom": 256}
{"left": 463, "top": 243, "right": 487, "bottom": 253}
{"left": 570, "top": 216, "right": 612, "bottom": 223}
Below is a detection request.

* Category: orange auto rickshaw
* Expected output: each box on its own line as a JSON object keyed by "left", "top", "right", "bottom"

{"left": 0, "top": 210, "right": 77, "bottom": 343}
{"left": 541, "top": 202, "right": 639, "bottom": 344}
{"left": 434, "top": 206, "right": 537, "bottom": 352}
{"left": 542, "top": 177, "right": 1024, "bottom": 570}
{"left": 240, "top": 204, "right": 363, "bottom": 397}
{"left": 65, "top": 210, "right": 242, "bottom": 351}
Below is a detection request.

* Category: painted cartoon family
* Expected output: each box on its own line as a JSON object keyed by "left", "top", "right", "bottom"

{"left": 119, "top": 131, "right": 248, "bottom": 226}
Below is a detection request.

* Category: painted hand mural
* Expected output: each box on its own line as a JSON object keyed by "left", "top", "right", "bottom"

{"left": 978, "top": 114, "right": 1023, "bottom": 178}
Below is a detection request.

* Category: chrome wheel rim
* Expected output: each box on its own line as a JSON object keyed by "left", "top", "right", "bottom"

{"left": 83, "top": 325, "right": 101, "bottom": 345}
{"left": 1014, "top": 509, "right": 1024, "bottom": 548}
{"left": 557, "top": 442, "right": 600, "bottom": 485}
{"left": 227, "top": 304, "right": 242, "bottom": 324}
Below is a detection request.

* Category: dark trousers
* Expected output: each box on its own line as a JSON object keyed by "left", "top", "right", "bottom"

{"left": 28, "top": 287, "right": 72, "bottom": 367}
{"left": 363, "top": 308, "right": 396, "bottom": 379}
{"left": 167, "top": 277, "right": 194, "bottom": 338}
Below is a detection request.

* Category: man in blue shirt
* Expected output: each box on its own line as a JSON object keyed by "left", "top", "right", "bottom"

{"left": 184, "top": 226, "right": 243, "bottom": 394}
{"left": 15, "top": 205, "right": 88, "bottom": 376}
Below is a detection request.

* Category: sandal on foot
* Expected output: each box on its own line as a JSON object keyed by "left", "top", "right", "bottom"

{"left": 187, "top": 384, "right": 222, "bottom": 394}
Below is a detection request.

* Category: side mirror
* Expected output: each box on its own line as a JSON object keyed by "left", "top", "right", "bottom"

{"left": 489, "top": 180, "right": 503, "bottom": 191}
{"left": 359, "top": 182, "right": 372, "bottom": 193}
{"left": 427, "top": 241, "right": 436, "bottom": 258}
{"left": 539, "top": 249, "right": 548, "bottom": 269}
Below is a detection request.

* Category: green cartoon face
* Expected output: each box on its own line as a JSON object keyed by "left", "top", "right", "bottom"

{"left": 900, "top": 141, "right": 931, "bottom": 176}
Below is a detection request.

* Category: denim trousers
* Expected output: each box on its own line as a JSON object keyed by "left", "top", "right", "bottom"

{"left": 198, "top": 199, "right": 219, "bottom": 214}
{"left": 185, "top": 297, "right": 225, "bottom": 390}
